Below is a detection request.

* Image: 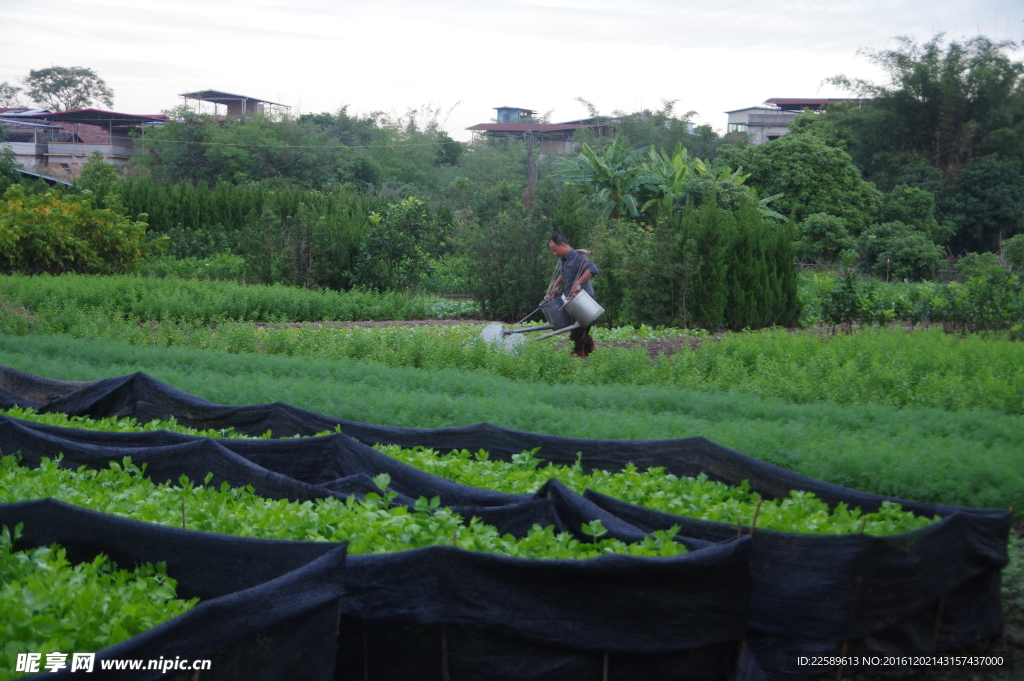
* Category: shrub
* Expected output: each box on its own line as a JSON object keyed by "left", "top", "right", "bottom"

{"left": 0, "top": 185, "right": 156, "bottom": 275}
{"left": 956, "top": 252, "right": 1000, "bottom": 280}
{"left": 858, "top": 221, "right": 944, "bottom": 281}
{"left": 354, "top": 197, "right": 450, "bottom": 292}
{"left": 1003, "top": 234, "right": 1024, "bottom": 272}
{"left": 796, "top": 213, "right": 856, "bottom": 263}
{"left": 590, "top": 196, "right": 800, "bottom": 330}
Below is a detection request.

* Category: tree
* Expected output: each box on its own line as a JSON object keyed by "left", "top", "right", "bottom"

{"left": 355, "top": 197, "right": 449, "bottom": 291}
{"left": 0, "top": 82, "right": 24, "bottom": 108}
{"left": 717, "top": 134, "right": 879, "bottom": 233}
{"left": 857, "top": 222, "right": 944, "bottom": 281}
{"left": 556, "top": 134, "right": 651, "bottom": 220}
{"left": 0, "top": 184, "right": 153, "bottom": 275}
{"left": 434, "top": 132, "right": 464, "bottom": 167}
{"left": 22, "top": 66, "right": 114, "bottom": 111}
{"left": 939, "top": 155, "right": 1024, "bottom": 251}
{"left": 826, "top": 35, "right": 1024, "bottom": 185}
{"left": 796, "top": 214, "right": 856, "bottom": 263}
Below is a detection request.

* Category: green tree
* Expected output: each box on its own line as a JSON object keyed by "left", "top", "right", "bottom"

{"left": 0, "top": 149, "right": 20, "bottom": 194}
{"left": 465, "top": 205, "right": 551, "bottom": 321}
{"left": 355, "top": 197, "right": 449, "bottom": 291}
{"left": 877, "top": 183, "right": 950, "bottom": 244}
{"left": 796, "top": 213, "right": 856, "bottom": 263}
{"left": 939, "top": 155, "right": 1024, "bottom": 251}
{"left": 812, "top": 35, "right": 1024, "bottom": 253}
{"left": 717, "top": 134, "right": 879, "bottom": 233}
{"left": 435, "top": 132, "right": 464, "bottom": 167}
{"left": 0, "top": 81, "right": 23, "bottom": 108}
{"left": 1003, "top": 234, "right": 1024, "bottom": 272}
{"left": 857, "top": 221, "right": 944, "bottom": 281}
{"left": 75, "top": 150, "right": 121, "bottom": 204}
{"left": 0, "top": 184, "right": 154, "bottom": 274}
{"left": 556, "top": 134, "right": 650, "bottom": 220}
{"left": 826, "top": 35, "right": 1024, "bottom": 185}
{"left": 22, "top": 66, "right": 114, "bottom": 111}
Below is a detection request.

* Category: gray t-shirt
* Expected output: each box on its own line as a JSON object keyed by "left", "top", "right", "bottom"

{"left": 559, "top": 248, "right": 598, "bottom": 298}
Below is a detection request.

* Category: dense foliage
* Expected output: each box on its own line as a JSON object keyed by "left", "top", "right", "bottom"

{"left": 802, "top": 267, "right": 1024, "bottom": 337}
{"left": 799, "top": 34, "right": 1024, "bottom": 254}
{"left": 0, "top": 186, "right": 155, "bottom": 276}
{"left": 590, "top": 200, "right": 800, "bottom": 330}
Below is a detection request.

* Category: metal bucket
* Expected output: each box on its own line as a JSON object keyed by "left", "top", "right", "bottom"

{"left": 563, "top": 290, "right": 605, "bottom": 327}
{"left": 540, "top": 295, "right": 573, "bottom": 330}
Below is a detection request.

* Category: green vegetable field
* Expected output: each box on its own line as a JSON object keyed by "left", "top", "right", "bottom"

{"left": 0, "top": 525, "right": 196, "bottom": 681}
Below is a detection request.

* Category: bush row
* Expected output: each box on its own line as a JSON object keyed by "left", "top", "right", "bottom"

{"left": 0, "top": 275, "right": 477, "bottom": 322}
{"left": 801, "top": 267, "right": 1024, "bottom": 336}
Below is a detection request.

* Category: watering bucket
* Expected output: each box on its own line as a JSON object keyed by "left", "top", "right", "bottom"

{"left": 563, "top": 290, "right": 605, "bottom": 327}
{"left": 540, "top": 296, "right": 573, "bottom": 330}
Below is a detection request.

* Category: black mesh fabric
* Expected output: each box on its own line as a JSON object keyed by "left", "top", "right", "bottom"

{"left": 1, "top": 499, "right": 347, "bottom": 681}
{"left": 0, "top": 363, "right": 1011, "bottom": 680}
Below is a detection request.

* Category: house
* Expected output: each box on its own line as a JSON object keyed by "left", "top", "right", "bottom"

{"left": 179, "top": 90, "right": 290, "bottom": 119}
{"left": 1, "top": 108, "right": 167, "bottom": 179}
{"left": 468, "top": 107, "right": 617, "bottom": 156}
{"left": 493, "top": 106, "right": 537, "bottom": 124}
{"left": 1, "top": 108, "right": 60, "bottom": 175}
{"left": 725, "top": 98, "right": 867, "bottom": 144}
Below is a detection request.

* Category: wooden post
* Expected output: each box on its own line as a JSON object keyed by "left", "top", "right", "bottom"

{"left": 524, "top": 132, "right": 536, "bottom": 208}
{"left": 932, "top": 595, "right": 945, "bottom": 652}
{"left": 181, "top": 499, "right": 185, "bottom": 529}
{"left": 441, "top": 625, "right": 451, "bottom": 681}
{"left": 835, "top": 639, "right": 848, "bottom": 681}
{"left": 602, "top": 652, "right": 608, "bottom": 681}
{"left": 749, "top": 500, "right": 763, "bottom": 536}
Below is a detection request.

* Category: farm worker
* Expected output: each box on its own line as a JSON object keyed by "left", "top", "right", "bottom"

{"left": 547, "top": 233, "right": 598, "bottom": 358}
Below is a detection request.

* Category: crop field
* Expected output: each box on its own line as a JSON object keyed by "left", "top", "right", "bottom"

{"left": 0, "top": 524, "right": 196, "bottom": 680}
{"left": 0, "top": 407, "right": 937, "bottom": 537}
{"left": 1, "top": 272, "right": 1021, "bottom": 674}
{"left": 0, "top": 332, "right": 1021, "bottom": 511}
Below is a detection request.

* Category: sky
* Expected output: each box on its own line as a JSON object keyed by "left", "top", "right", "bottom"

{"left": 2, "top": 0, "right": 1022, "bottom": 141}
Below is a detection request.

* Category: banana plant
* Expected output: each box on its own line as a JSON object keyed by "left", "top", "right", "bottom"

{"left": 556, "top": 134, "right": 651, "bottom": 219}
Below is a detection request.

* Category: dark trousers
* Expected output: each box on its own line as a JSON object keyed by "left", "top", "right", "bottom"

{"left": 569, "top": 325, "right": 594, "bottom": 355}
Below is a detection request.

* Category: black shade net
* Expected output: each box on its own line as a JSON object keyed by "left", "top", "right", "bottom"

{"left": 0, "top": 363, "right": 1011, "bottom": 680}
{"left": 2, "top": 499, "right": 347, "bottom": 681}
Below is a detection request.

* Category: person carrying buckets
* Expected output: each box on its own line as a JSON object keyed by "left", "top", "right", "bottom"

{"left": 547, "top": 233, "right": 599, "bottom": 358}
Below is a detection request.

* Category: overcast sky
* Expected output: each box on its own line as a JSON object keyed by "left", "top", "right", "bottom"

{"left": 2, "top": 0, "right": 1022, "bottom": 140}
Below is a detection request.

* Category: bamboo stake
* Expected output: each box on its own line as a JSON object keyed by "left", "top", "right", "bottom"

{"left": 737, "top": 518, "right": 743, "bottom": 538}
{"left": 363, "top": 628, "right": 369, "bottom": 681}
{"left": 835, "top": 639, "right": 848, "bottom": 681}
{"left": 441, "top": 625, "right": 451, "bottom": 681}
{"left": 931, "top": 595, "right": 945, "bottom": 652}
{"left": 749, "top": 500, "right": 763, "bottom": 536}
{"left": 602, "top": 652, "right": 608, "bottom": 681}
{"left": 180, "top": 499, "right": 185, "bottom": 529}
{"left": 859, "top": 517, "right": 867, "bottom": 534}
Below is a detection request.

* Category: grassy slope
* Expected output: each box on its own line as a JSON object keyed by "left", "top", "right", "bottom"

{"left": 0, "top": 333, "right": 1020, "bottom": 511}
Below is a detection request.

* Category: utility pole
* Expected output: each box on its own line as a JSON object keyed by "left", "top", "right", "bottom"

{"left": 524, "top": 131, "right": 537, "bottom": 208}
